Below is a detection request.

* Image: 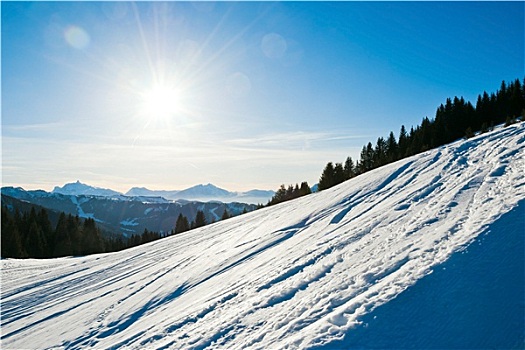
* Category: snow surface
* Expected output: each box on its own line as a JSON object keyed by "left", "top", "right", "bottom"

{"left": 310, "top": 200, "right": 525, "bottom": 349}
{"left": 1, "top": 124, "right": 524, "bottom": 349}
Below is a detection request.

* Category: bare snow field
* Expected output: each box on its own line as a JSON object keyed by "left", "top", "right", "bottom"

{"left": 2, "top": 123, "right": 524, "bottom": 349}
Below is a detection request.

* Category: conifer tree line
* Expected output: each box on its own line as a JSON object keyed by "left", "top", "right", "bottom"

{"left": 266, "top": 182, "right": 312, "bottom": 206}
{"left": 172, "top": 209, "right": 212, "bottom": 235}
{"left": 171, "top": 207, "right": 247, "bottom": 235}
{"left": 1, "top": 206, "right": 113, "bottom": 258}
{"left": 318, "top": 78, "right": 525, "bottom": 191}
{"left": 1, "top": 205, "right": 244, "bottom": 258}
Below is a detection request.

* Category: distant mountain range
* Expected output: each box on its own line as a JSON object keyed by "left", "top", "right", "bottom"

{"left": 2, "top": 186, "right": 258, "bottom": 236}
{"left": 2, "top": 182, "right": 273, "bottom": 236}
{"left": 52, "top": 181, "right": 274, "bottom": 204}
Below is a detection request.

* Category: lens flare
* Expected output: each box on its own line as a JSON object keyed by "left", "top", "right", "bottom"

{"left": 64, "top": 25, "right": 90, "bottom": 50}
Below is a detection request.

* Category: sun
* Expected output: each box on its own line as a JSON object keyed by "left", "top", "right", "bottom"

{"left": 140, "top": 84, "right": 180, "bottom": 121}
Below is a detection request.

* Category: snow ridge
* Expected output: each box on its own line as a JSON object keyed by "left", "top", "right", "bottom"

{"left": 1, "top": 123, "right": 524, "bottom": 349}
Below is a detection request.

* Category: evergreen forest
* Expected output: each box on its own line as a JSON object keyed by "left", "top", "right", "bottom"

{"left": 1, "top": 206, "right": 233, "bottom": 258}
{"left": 318, "top": 78, "right": 525, "bottom": 191}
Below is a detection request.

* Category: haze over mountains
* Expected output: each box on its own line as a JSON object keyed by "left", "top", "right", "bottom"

{"left": 51, "top": 181, "right": 274, "bottom": 204}
{"left": 1, "top": 186, "right": 258, "bottom": 237}
{"left": 2, "top": 182, "right": 273, "bottom": 237}
{"left": 2, "top": 123, "right": 523, "bottom": 349}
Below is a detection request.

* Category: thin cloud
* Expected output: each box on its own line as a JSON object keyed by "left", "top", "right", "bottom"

{"left": 225, "top": 130, "right": 370, "bottom": 150}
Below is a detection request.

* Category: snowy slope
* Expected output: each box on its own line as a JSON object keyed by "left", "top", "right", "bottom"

{"left": 319, "top": 201, "right": 524, "bottom": 349}
{"left": 1, "top": 123, "right": 524, "bottom": 349}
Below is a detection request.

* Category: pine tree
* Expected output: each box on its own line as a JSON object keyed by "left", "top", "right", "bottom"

{"left": 299, "top": 182, "right": 311, "bottom": 196}
{"left": 509, "top": 79, "right": 524, "bottom": 119}
{"left": 81, "top": 218, "right": 104, "bottom": 255}
{"left": 476, "top": 91, "right": 491, "bottom": 126}
{"left": 286, "top": 184, "right": 295, "bottom": 201}
{"left": 373, "top": 137, "right": 387, "bottom": 168}
{"left": 333, "top": 162, "right": 345, "bottom": 186}
{"left": 194, "top": 210, "right": 206, "bottom": 228}
{"left": 27, "top": 220, "right": 46, "bottom": 258}
{"left": 128, "top": 234, "right": 141, "bottom": 247}
{"left": 54, "top": 213, "right": 72, "bottom": 257}
{"left": 343, "top": 156, "right": 355, "bottom": 180}
{"left": 497, "top": 80, "right": 509, "bottom": 119}
{"left": 67, "top": 215, "right": 82, "bottom": 256}
{"left": 386, "top": 131, "right": 398, "bottom": 163}
{"left": 419, "top": 117, "right": 432, "bottom": 152}
{"left": 318, "top": 162, "right": 335, "bottom": 191}
{"left": 1, "top": 207, "right": 24, "bottom": 258}
{"left": 38, "top": 208, "right": 54, "bottom": 257}
{"left": 174, "top": 213, "right": 190, "bottom": 234}
{"left": 354, "top": 159, "right": 361, "bottom": 176}
{"left": 268, "top": 184, "right": 287, "bottom": 205}
{"left": 292, "top": 183, "right": 301, "bottom": 199}
{"left": 359, "top": 142, "right": 374, "bottom": 172}
{"left": 221, "top": 209, "right": 231, "bottom": 220}
{"left": 140, "top": 229, "right": 160, "bottom": 244}
{"left": 24, "top": 207, "right": 47, "bottom": 258}
{"left": 398, "top": 125, "right": 408, "bottom": 158}
{"left": 407, "top": 126, "right": 421, "bottom": 155}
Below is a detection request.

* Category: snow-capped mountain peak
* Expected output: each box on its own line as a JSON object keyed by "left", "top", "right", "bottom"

{"left": 52, "top": 180, "right": 122, "bottom": 197}
{"left": 176, "top": 183, "right": 233, "bottom": 198}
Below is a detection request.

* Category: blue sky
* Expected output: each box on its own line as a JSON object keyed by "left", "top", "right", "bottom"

{"left": 2, "top": 1, "right": 524, "bottom": 192}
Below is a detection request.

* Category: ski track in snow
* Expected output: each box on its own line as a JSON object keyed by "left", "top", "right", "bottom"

{"left": 1, "top": 124, "right": 524, "bottom": 349}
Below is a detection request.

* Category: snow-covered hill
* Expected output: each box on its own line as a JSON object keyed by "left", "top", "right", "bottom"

{"left": 1, "top": 123, "right": 524, "bottom": 349}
